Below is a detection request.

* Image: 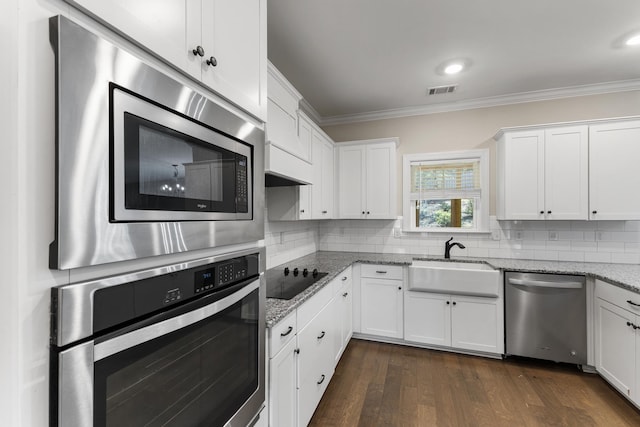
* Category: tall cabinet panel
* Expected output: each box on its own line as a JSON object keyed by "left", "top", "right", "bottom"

{"left": 589, "top": 120, "right": 640, "bottom": 220}
{"left": 337, "top": 145, "right": 367, "bottom": 218}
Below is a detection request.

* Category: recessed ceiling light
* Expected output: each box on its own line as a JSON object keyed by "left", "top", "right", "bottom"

{"left": 626, "top": 34, "right": 640, "bottom": 46}
{"left": 444, "top": 63, "right": 464, "bottom": 75}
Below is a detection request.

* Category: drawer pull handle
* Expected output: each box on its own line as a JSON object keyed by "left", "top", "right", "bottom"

{"left": 280, "top": 326, "right": 293, "bottom": 337}
{"left": 376, "top": 270, "right": 387, "bottom": 274}
{"left": 342, "top": 276, "right": 348, "bottom": 281}
{"left": 317, "top": 374, "right": 325, "bottom": 385}
{"left": 343, "top": 292, "right": 349, "bottom": 297}
{"left": 627, "top": 300, "right": 640, "bottom": 307}
{"left": 627, "top": 322, "right": 638, "bottom": 330}
{"left": 317, "top": 331, "right": 326, "bottom": 340}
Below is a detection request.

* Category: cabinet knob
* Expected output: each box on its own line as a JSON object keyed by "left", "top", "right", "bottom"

{"left": 342, "top": 292, "right": 348, "bottom": 297}
{"left": 547, "top": 210, "right": 552, "bottom": 214}
{"left": 294, "top": 348, "right": 300, "bottom": 354}
{"left": 362, "top": 211, "right": 365, "bottom": 215}
{"left": 398, "top": 286, "right": 402, "bottom": 290}
{"left": 592, "top": 210, "right": 597, "bottom": 215}
{"left": 192, "top": 45, "right": 205, "bottom": 57}
{"left": 452, "top": 301, "right": 457, "bottom": 306}
{"left": 300, "top": 209, "right": 305, "bottom": 213}
{"left": 367, "top": 211, "right": 370, "bottom": 214}
{"left": 206, "top": 56, "right": 218, "bottom": 67}
{"left": 322, "top": 210, "right": 328, "bottom": 214}
{"left": 540, "top": 211, "right": 544, "bottom": 214}
{"left": 446, "top": 301, "right": 450, "bottom": 305}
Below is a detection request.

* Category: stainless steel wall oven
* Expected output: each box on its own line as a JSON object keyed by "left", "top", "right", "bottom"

{"left": 49, "top": 16, "right": 265, "bottom": 269}
{"left": 50, "top": 248, "right": 265, "bottom": 427}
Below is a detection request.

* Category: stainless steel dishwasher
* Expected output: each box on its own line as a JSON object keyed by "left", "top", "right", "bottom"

{"left": 505, "top": 271, "right": 587, "bottom": 365}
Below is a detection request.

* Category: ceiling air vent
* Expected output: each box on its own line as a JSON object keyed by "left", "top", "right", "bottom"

{"left": 428, "top": 85, "right": 457, "bottom": 95}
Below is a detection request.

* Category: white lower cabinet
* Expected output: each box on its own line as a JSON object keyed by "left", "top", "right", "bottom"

{"left": 268, "top": 270, "right": 352, "bottom": 427}
{"left": 360, "top": 265, "right": 404, "bottom": 339}
{"left": 404, "top": 291, "right": 503, "bottom": 355}
{"left": 595, "top": 279, "right": 640, "bottom": 405}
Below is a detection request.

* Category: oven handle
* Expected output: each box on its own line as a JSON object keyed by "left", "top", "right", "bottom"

{"left": 94, "top": 279, "right": 259, "bottom": 361}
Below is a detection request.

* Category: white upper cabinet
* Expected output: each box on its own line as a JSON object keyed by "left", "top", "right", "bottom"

{"left": 589, "top": 120, "right": 640, "bottom": 220}
{"left": 311, "top": 131, "right": 335, "bottom": 219}
{"left": 197, "top": 0, "right": 267, "bottom": 120}
{"left": 496, "top": 125, "right": 588, "bottom": 220}
{"left": 68, "top": 0, "right": 267, "bottom": 120}
{"left": 337, "top": 139, "right": 397, "bottom": 219}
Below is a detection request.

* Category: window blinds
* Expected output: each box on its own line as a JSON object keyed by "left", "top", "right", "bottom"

{"left": 409, "top": 159, "right": 480, "bottom": 200}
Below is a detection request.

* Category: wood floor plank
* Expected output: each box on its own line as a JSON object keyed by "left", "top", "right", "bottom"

{"left": 310, "top": 340, "right": 640, "bottom": 427}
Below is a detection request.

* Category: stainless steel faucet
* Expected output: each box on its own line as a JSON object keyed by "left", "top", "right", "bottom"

{"left": 444, "top": 237, "right": 465, "bottom": 259}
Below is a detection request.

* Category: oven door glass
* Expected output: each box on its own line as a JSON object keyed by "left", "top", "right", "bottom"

{"left": 93, "top": 286, "right": 259, "bottom": 427}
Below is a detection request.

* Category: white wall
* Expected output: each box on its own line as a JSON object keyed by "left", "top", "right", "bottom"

{"left": 0, "top": 0, "right": 20, "bottom": 424}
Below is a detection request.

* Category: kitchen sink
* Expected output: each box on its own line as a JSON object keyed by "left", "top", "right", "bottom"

{"left": 408, "top": 260, "right": 500, "bottom": 297}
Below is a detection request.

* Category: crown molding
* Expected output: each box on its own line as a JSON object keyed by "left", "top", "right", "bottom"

{"left": 319, "top": 79, "right": 640, "bottom": 126}
{"left": 298, "top": 98, "right": 323, "bottom": 125}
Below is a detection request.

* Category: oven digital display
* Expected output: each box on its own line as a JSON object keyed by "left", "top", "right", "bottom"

{"left": 194, "top": 267, "right": 216, "bottom": 293}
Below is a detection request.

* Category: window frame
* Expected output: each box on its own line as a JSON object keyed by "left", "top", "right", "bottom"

{"left": 402, "top": 149, "right": 490, "bottom": 233}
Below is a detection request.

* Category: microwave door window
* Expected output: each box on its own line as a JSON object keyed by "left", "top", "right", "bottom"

{"left": 124, "top": 113, "right": 238, "bottom": 215}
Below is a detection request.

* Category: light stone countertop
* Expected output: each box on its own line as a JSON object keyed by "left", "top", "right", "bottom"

{"left": 265, "top": 251, "right": 640, "bottom": 327}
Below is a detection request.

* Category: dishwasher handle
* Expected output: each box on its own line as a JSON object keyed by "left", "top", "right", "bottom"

{"left": 508, "top": 277, "right": 583, "bottom": 289}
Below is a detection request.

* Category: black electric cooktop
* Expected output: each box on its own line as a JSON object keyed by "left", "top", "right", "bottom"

{"left": 266, "top": 267, "right": 328, "bottom": 300}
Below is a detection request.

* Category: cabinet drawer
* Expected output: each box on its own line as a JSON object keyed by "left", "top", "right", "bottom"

{"left": 333, "top": 266, "right": 353, "bottom": 294}
{"left": 360, "top": 264, "right": 403, "bottom": 280}
{"left": 595, "top": 280, "right": 640, "bottom": 315}
{"left": 269, "top": 311, "right": 297, "bottom": 359}
{"left": 297, "top": 283, "right": 332, "bottom": 329}
{"left": 297, "top": 364, "right": 332, "bottom": 427}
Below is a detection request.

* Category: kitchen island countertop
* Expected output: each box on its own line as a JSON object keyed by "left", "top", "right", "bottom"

{"left": 266, "top": 251, "right": 640, "bottom": 327}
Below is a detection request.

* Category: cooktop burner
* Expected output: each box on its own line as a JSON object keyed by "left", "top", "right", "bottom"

{"left": 266, "top": 267, "right": 328, "bottom": 300}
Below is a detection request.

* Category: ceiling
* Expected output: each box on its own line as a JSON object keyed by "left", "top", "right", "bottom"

{"left": 267, "top": 0, "right": 640, "bottom": 124}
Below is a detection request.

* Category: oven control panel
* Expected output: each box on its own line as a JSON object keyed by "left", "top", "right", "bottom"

{"left": 194, "top": 256, "right": 255, "bottom": 294}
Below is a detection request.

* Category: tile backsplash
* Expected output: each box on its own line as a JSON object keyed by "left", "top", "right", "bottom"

{"left": 265, "top": 213, "right": 640, "bottom": 267}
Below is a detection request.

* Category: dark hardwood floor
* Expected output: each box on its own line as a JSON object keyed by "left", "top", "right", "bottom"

{"left": 310, "top": 339, "right": 640, "bottom": 427}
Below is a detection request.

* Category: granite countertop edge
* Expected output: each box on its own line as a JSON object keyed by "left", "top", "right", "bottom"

{"left": 265, "top": 251, "right": 640, "bottom": 327}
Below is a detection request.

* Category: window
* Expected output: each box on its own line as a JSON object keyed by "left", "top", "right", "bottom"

{"left": 403, "top": 149, "right": 489, "bottom": 232}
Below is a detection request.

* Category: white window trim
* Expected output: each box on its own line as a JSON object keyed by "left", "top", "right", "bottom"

{"left": 402, "top": 149, "right": 490, "bottom": 233}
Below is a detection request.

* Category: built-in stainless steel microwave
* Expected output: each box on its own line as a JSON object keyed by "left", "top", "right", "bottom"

{"left": 50, "top": 16, "right": 264, "bottom": 270}
{"left": 112, "top": 87, "right": 253, "bottom": 222}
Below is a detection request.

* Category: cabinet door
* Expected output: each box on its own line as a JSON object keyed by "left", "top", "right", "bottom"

{"left": 502, "top": 130, "right": 544, "bottom": 219}
{"left": 321, "top": 138, "right": 335, "bottom": 218}
{"left": 450, "top": 295, "right": 501, "bottom": 354}
{"left": 360, "top": 278, "right": 403, "bottom": 339}
{"left": 296, "top": 112, "right": 313, "bottom": 164}
{"left": 544, "top": 126, "right": 588, "bottom": 220}
{"left": 269, "top": 338, "right": 297, "bottom": 427}
{"left": 589, "top": 120, "right": 640, "bottom": 220}
{"left": 333, "top": 280, "right": 353, "bottom": 365}
{"left": 311, "top": 134, "right": 324, "bottom": 219}
{"left": 338, "top": 145, "right": 366, "bottom": 218}
{"left": 69, "top": 0, "right": 193, "bottom": 74}
{"left": 365, "top": 143, "right": 396, "bottom": 219}
{"left": 298, "top": 186, "right": 312, "bottom": 220}
{"left": 595, "top": 298, "right": 636, "bottom": 399}
{"left": 200, "top": 0, "right": 266, "bottom": 119}
{"left": 404, "top": 292, "right": 451, "bottom": 347}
